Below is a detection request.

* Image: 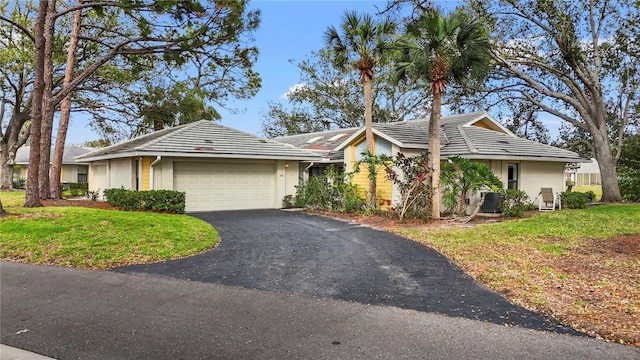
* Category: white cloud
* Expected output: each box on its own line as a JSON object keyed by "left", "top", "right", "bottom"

{"left": 280, "top": 83, "right": 308, "bottom": 99}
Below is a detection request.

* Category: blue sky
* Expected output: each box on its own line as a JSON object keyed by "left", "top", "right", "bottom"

{"left": 217, "top": 0, "right": 393, "bottom": 136}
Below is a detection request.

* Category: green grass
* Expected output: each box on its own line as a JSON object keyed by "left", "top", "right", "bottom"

{"left": 396, "top": 204, "right": 640, "bottom": 258}
{"left": 0, "top": 191, "right": 218, "bottom": 269}
{"left": 1, "top": 191, "right": 26, "bottom": 208}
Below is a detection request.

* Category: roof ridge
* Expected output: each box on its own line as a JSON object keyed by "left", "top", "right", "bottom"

{"left": 275, "top": 126, "right": 361, "bottom": 139}
{"left": 138, "top": 120, "right": 205, "bottom": 150}
{"left": 458, "top": 125, "right": 478, "bottom": 153}
{"left": 442, "top": 126, "right": 450, "bottom": 145}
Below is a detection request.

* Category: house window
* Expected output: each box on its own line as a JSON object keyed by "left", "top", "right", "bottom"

{"left": 77, "top": 165, "right": 88, "bottom": 183}
{"left": 354, "top": 140, "right": 367, "bottom": 161}
{"left": 376, "top": 138, "right": 391, "bottom": 156}
{"left": 507, "top": 163, "right": 519, "bottom": 189}
{"left": 354, "top": 137, "right": 391, "bottom": 160}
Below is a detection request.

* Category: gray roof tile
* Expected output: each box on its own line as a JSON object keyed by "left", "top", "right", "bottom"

{"left": 76, "top": 120, "right": 321, "bottom": 161}
{"left": 275, "top": 127, "right": 358, "bottom": 161}
{"left": 15, "top": 145, "right": 91, "bottom": 164}
{"left": 344, "top": 111, "right": 586, "bottom": 162}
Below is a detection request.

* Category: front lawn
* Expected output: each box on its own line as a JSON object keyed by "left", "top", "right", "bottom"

{"left": 0, "top": 192, "right": 218, "bottom": 269}
{"left": 393, "top": 204, "right": 640, "bottom": 347}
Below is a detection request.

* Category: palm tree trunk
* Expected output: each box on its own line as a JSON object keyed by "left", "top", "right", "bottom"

{"left": 429, "top": 90, "right": 442, "bottom": 219}
{"left": 363, "top": 76, "right": 377, "bottom": 207}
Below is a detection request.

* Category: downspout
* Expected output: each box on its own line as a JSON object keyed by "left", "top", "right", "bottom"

{"left": 303, "top": 162, "right": 314, "bottom": 183}
{"left": 149, "top": 156, "right": 161, "bottom": 190}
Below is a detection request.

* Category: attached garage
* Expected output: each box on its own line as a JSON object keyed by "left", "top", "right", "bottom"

{"left": 76, "top": 120, "right": 320, "bottom": 212}
{"left": 174, "top": 161, "right": 276, "bottom": 212}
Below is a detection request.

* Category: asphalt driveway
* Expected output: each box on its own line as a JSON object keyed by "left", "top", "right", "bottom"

{"left": 115, "top": 209, "right": 578, "bottom": 335}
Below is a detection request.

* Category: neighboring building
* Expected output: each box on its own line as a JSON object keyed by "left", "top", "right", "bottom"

{"left": 565, "top": 158, "right": 601, "bottom": 186}
{"left": 14, "top": 145, "right": 91, "bottom": 183}
{"left": 76, "top": 113, "right": 588, "bottom": 213}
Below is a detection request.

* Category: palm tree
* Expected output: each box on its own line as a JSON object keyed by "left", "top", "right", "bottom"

{"left": 396, "top": 8, "right": 491, "bottom": 218}
{"left": 325, "top": 11, "right": 397, "bottom": 208}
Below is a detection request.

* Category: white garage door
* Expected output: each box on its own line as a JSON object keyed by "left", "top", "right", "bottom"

{"left": 174, "top": 161, "right": 276, "bottom": 212}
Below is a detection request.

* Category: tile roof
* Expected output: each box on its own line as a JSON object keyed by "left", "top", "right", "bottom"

{"left": 76, "top": 120, "right": 321, "bottom": 162}
{"left": 441, "top": 124, "right": 586, "bottom": 162}
{"left": 15, "top": 145, "right": 92, "bottom": 164}
{"left": 274, "top": 127, "right": 358, "bottom": 161}
{"left": 335, "top": 112, "right": 587, "bottom": 163}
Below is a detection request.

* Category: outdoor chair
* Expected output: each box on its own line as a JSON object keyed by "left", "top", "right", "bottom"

{"left": 538, "top": 187, "right": 561, "bottom": 211}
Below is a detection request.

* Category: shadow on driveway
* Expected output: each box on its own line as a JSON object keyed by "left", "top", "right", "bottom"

{"left": 114, "top": 209, "right": 581, "bottom": 336}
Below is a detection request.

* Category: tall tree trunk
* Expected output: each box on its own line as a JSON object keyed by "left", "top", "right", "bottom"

{"left": 592, "top": 129, "right": 622, "bottom": 202}
{"left": 0, "top": 99, "right": 10, "bottom": 189}
{"left": 363, "top": 76, "right": 377, "bottom": 207}
{"left": 0, "top": 114, "right": 30, "bottom": 190}
{"left": 429, "top": 90, "right": 442, "bottom": 219}
{"left": 51, "top": 7, "right": 81, "bottom": 199}
{"left": 25, "top": 0, "right": 49, "bottom": 208}
{"left": 0, "top": 150, "right": 15, "bottom": 189}
{"left": 38, "top": 0, "right": 56, "bottom": 200}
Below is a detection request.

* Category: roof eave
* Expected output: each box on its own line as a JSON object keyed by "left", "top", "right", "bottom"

{"left": 78, "top": 151, "right": 322, "bottom": 162}
{"left": 464, "top": 113, "right": 516, "bottom": 136}
{"left": 443, "top": 153, "right": 590, "bottom": 162}
{"left": 334, "top": 127, "right": 404, "bottom": 151}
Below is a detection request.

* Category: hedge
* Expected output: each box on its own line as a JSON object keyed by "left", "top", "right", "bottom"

{"left": 560, "top": 191, "right": 588, "bottom": 209}
{"left": 104, "top": 188, "right": 186, "bottom": 214}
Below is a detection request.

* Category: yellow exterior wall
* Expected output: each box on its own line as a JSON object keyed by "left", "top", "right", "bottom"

{"left": 142, "top": 157, "right": 153, "bottom": 190}
{"left": 472, "top": 121, "right": 491, "bottom": 129}
{"left": 348, "top": 135, "right": 393, "bottom": 207}
{"left": 350, "top": 163, "right": 392, "bottom": 206}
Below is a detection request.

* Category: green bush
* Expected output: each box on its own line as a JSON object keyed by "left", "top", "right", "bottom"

{"left": 282, "top": 194, "right": 295, "bottom": 208}
{"left": 293, "top": 165, "right": 365, "bottom": 212}
{"left": 619, "top": 169, "right": 640, "bottom": 202}
{"left": 382, "top": 152, "right": 431, "bottom": 221}
{"left": 64, "top": 182, "right": 89, "bottom": 196}
{"left": 104, "top": 188, "right": 186, "bottom": 214}
{"left": 560, "top": 191, "right": 588, "bottom": 209}
{"left": 498, "top": 189, "right": 531, "bottom": 217}
{"left": 12, "top": 177, "right": 26, "bottom": 189}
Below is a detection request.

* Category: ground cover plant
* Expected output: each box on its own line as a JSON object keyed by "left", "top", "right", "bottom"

{"left": 392, "top": 205, "right": 640, "bottom": 346}
{"left": 0, "top": 192, "right": 217, "bottom": 269}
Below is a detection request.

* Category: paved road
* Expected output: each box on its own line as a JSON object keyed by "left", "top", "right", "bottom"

{"left": 117, "top": 210, "right": 576, "bottom": 334}
{"left": 2, "top": 261, "right": 639, "bottom": 360}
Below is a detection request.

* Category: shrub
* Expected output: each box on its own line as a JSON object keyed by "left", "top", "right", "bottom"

{"left": 619, "top": 169, "right": 640, "bottom": 202}
{"left": 382, "top": 152, "right": 431, "bottom": 221}
{"left": 12, "top": 177, "right": 26, "bottom": 189}
{"left": 104, "top": 187, "right": 186, "bottom": 214}
{"left": 282, "top": 194, "right": 295, "bottom": 208}
{"left": 65, "top": 182, "right": 89, "bottom": 196}
{"left": 498, "top": 189, "right": 531, "bottom": 217}
{"left": 86, "top": 189, "right": 101, "bottom": 201}
{"left": 293, "top": 165, "right": 365, "bottom": 212}
{"left": 440, "top": 156, "right": 503, "bottom": 216}
{"left": 560, "top": 191, "right": 588, "bottom": 209}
